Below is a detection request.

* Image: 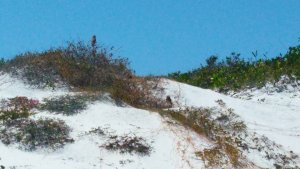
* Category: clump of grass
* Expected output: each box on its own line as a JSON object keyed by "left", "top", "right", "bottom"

{"left": 102, "top": 134, "right": 152, "bottom": 156}
{"left": 86, "top": 127, "right": 106, "bottom": 136}
{"left": 220, "top": 137, "right": 241, "bottom": 167}
{"left": 0, "top": 118, "right": 74, "bottom": 151}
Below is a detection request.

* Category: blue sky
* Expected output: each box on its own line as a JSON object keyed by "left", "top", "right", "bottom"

{"left": 0, "top": 0, "right": 300, "bottom": 75}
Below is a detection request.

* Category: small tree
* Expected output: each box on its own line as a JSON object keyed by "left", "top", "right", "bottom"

{"left": 91, "top": 35, "right": 97, "bottom": 48}
{"left": 91, "top": 35, "right": 97, "bottom": 58}
{"left": 206, "top": 55, "right": 218, "bottom": 69}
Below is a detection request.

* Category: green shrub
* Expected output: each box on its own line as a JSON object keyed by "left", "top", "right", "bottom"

{"left": 39, "top": 95, "right": 91, "bottom": 115}
{"left": 0, "top": 118, "right": 74, "bottom": 150}
{"left": 0, "top": 109, "right": 31, "bottom": 123}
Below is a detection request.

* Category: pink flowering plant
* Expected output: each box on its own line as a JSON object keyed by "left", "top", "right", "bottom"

{"left": 0, "top": 96, "right": 40, "bottom": 122}
{"left": 8, "top": 97, "right": 39, "bottom": 110}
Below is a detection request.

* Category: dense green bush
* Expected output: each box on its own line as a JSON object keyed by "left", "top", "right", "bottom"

{"left": 168, "top": 45, "right": 300, "bottom": 91}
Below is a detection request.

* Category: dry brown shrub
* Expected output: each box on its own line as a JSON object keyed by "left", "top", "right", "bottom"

{"left": 110, "top": 76, "right": 168, "bottom": 109}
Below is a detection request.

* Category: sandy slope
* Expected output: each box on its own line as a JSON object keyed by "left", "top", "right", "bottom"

{"left": 1, "top": 74, "right": 300, "bottom": 168}
{"left": 163, "top": 79, "right": 300, "bottom": 156}
{"left": 0, "top": 74, "right": 207, "bottom": 169}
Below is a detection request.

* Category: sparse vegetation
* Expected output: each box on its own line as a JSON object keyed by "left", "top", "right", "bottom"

{"left": 196, "top": 146, "right": 228, "bottom": 168}
{"left": 163, "top": 105, "right": 299, "bottom": 168}
{"left": 164, "top": 107, "right": 247, "bottom": 168}
{"left": 168, "top": 44, "right": 300, "bottom": 91}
